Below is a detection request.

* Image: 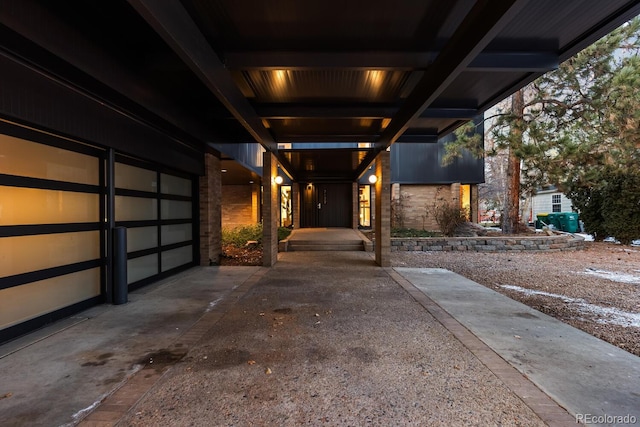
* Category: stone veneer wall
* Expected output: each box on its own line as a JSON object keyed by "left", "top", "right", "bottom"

{"left": 391, "top": 234, "right": 585, "bottom": 252}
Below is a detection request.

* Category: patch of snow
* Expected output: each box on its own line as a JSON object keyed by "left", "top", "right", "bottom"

{"left": 581, "top": 268, "right": 640, "bottom": 284}
{"left": 500, "top": 285, "right": 581, "bottom": 303}
{"left": 66, "top": 399, "right": 103, "bottom": 426}
{"left": 579, "top": 305, "right": 640, "bottom": 328}
{"left": 575, "top": 233, "right": 594, "bottom": 242}
{"left": 63, "top": 364, "right": 144, "bottom": 426}
{"left": 500, "top": 285, "right": 640, "bottom": 328}
{"left": 205, "top": 297, "right": 224, "bottom": 312}
{"left": 601, "top": 237, "right": 640, "bottom": 246}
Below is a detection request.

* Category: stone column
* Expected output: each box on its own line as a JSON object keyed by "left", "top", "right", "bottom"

{"left": 199, "top": 152, "right": 222, "bottom": 265}
{"left": 262, "top": 152, "right": 279, "bottom": 266}
{"left": 374, "top": 151, "right": 391, "bottom": 267}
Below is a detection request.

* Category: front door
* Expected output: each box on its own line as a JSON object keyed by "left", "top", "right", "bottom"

{"left": 301, "top": 183, "right": 351, "bottom": 227}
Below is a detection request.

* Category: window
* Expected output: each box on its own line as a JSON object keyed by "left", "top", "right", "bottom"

{"left": 552, "top": 194, "right": 562, "bottom": 212}
{"left": 280, "top": 185, "right": 292, "bottom": 227}
{"left": 460, "top": 184, "right": 471, "bottom": 220}
{"left": 358, "top": 185, "right": 371, "bottom": 227}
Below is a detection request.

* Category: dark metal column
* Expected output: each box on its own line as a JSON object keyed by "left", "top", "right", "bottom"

{"left": 112, "top": 227, "right": 128, "bottom": 305}
{"left": 105, "top": 148, "right": 115, "bottom": 304}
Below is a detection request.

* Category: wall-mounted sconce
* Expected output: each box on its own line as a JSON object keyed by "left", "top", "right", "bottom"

{"left": 274, "top": 175, "right": 284, "bottom": 185}
{"left": 368, "top": 175, "right": 378, "bottom": 184}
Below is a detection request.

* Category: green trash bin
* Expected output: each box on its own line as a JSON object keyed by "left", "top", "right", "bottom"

{"left": 545, "top": 212, "right": 561, "bottom": 230}
{"left": 556, "top": 212, "right": 579, "bottom": 233}
{"left": 538, "top": 212, "right": 562, "bottom": 230}
{"left": 536, "top": 213, "right": 550, "bottom": 229}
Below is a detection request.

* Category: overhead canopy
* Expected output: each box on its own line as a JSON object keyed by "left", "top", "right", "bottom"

{"left": 2, "top": 0, "right": 640, "bottom": 181}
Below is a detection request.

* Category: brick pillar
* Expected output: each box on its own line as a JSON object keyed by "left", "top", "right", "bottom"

{"left": 199, "top": 152, "right": 222, "bottom": 265}
{"left": 262, "top": 152, "right": 279, "bottom": 266}
{"left": 375, "top": 151, "right": 391, "bottom": 267}
{"left": 352, "top": 182, "right": 359, "bottom": 229}
{"left": 292, "top": 182, "right": 300, "bottom": 229}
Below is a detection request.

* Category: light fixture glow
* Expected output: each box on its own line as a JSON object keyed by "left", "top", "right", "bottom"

{"left": 368, "top": 175, "right": 378, "bottom": 184}
{"left": 366, "top": 70, "right": 384, "bottom": 90}
{"left": 274, "top": 175, "right": 284, "bottom": 185}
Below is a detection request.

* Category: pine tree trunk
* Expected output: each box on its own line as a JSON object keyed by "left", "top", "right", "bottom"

{"left": 502, "top": 89, "right": 524, "bottom": 234}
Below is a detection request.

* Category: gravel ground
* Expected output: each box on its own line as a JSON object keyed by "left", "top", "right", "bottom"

{"left": 393, "top": 241, "right": 640, "bottom": 357}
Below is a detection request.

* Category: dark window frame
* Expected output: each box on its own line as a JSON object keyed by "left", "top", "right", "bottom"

{"left": 114, "top": 156, "right": 197, "bottom": 287}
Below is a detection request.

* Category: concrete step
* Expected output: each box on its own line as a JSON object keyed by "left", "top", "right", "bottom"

{"left": 287, "top": 240, "right": 365, "bottom": 251}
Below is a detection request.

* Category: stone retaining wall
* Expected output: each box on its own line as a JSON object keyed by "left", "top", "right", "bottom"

{"left": 390, "top": 234, "right": 585, "bottom": 252}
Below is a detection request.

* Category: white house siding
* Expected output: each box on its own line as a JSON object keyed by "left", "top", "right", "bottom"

{"left": 532, "top": 191, "right": 574, "bottom": 219}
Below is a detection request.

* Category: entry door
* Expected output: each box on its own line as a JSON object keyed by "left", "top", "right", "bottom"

{"left": 301, "top": 183, "right": 352, "bottom": 227}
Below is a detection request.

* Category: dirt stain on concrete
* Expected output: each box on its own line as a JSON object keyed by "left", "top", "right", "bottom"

{"left": 139, "top": 348, "right": 188, "bottom": 372}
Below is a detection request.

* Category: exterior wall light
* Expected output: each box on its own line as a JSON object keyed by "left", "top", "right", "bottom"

{"left": 368, "top": 175, "right": 378, "bottom": 184}
{"left": 274, "top": 175, "right": 284, "bottom": 185}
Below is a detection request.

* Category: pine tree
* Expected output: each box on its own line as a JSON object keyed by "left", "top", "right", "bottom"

{"left": 446, "top": 17, "right": 640, "bottom": 241}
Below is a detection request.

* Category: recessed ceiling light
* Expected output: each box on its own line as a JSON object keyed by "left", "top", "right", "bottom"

{"left": 221, "top": 169, "right": 228, "bottom": 172}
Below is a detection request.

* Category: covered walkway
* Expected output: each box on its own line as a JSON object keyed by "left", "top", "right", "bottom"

{"left": 4, "top": 0, "right": 640, "bottom": 350}
{"left": 2, "top": 245, "right": 638, "bottom": 425}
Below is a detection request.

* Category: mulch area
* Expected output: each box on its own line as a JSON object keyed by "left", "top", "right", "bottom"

{"left": 220, "top": 245, "right": 263, "bottom": 266}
